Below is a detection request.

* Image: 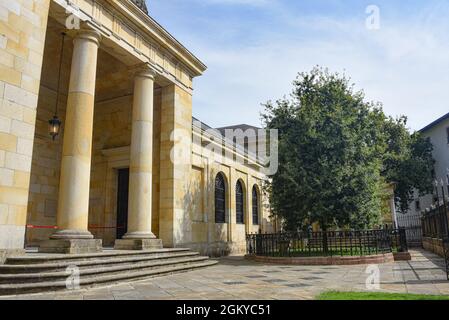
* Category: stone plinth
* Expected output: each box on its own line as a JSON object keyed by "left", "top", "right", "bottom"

{"left": 114, "top": 239, "right": 163, "bottom": 250}
{"left": 0, "top": 249, "right": 26, "bottom": 265}
{"left": 423, "top": 237, "right": 445, "bottom": 257}
{"left": 393, "top": 252, "right": 412, "bottom": 261}
{"left": 246, "top": 253, "right": 395, "bottom": 265}
{"left": 38, "top": 239, "right": 102, "bottom": 254}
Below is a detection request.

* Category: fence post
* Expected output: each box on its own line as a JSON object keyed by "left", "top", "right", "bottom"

{"left": 399, "top": 228, "right": 408, "bottom": 253}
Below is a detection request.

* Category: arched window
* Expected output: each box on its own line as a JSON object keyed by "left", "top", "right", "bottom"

{"left": 252, "top": 186, "right": 259, "bottom": 225}
{"left": 215, "top": 173, "right": 226, "bottom": 223}
{"left": 236, "top": 181, "right": 244, "bottom": 224}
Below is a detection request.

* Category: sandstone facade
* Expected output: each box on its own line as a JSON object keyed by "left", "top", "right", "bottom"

{"left": 0, "top": 0, "right": 51, "bottom": 259}
{"left": 0, "top": 0, "right": 273, "bottom": 258}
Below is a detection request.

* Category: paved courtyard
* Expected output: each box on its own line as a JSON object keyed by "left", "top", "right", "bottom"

{"left": 0, "top": 250, "right": 448, "bottom": 300}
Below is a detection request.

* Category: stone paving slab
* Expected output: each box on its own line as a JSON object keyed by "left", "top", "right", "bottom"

{"left": 0, "top": 250, "right": 448, "bottom": 300}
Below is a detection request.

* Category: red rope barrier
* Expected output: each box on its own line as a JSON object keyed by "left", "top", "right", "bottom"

{"left": 26, "top": 225, "right": 58, "bottom": 229}
{"left": 88, "top": 225, "right": 125, "bottom": 230}
{"left": 26, "top": 225, "right": 125, "bottom": 230}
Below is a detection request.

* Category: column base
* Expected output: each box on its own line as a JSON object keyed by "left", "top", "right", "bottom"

{"left": 38, "top": 239, "right": 103, "bottom": 254}
{"left": 50, "top": 229, "right": 94, "bottom": 240}
{"left": 114, "top": 239, "right": 163, "bottom": 251}
{"left": 122, "top": 231, "right": 156, "bottom": 240}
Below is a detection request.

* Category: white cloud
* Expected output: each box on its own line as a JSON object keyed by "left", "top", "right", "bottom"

{"left": 191, "top": 4, "right": 449, "bottom": 131}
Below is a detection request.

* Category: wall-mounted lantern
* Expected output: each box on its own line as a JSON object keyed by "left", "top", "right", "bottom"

{"left": 48, "top": 32, "right": 66, "bottom": 141}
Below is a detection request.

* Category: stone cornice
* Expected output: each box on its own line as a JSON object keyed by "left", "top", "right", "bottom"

{"left": 101, "top": 146, "right": 131, "bottom": 160}
{"left": 130, "top": 0, "right": 147, "bottom": 14}
{"left": 192, "top": 121, "right": 267, "bottom": 170}
{"left": 52, "top": 0, "right": 206, "bottom": 92}
{"left": 113, "top": 0, "right": 207, "bottom": 76}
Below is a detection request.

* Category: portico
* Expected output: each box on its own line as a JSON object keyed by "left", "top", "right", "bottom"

{"left": 38, "top": 28, "right": 104, "bottom": 253}
{"left": 28, "top": 0, "right": 205, "bottom": 254}
{"left": 0, "top": 0, "right": 271, "bottom": 262}
{"left": 38, "top": 29, "right": 164, "bottom": 253}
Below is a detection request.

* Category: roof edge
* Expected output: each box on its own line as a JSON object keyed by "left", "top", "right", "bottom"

{"left": 119, "top": 0, "right": 207, "bottom": 77}
{"left": 419, "top": 112, "right": 449, "bottom": 133}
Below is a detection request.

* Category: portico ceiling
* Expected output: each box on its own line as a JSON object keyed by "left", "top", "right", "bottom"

{"left": 49, "top": 0, "right": 206, "bottom": 93}
{"left": 42, "top": 18, "right": 161, "bottom": 104}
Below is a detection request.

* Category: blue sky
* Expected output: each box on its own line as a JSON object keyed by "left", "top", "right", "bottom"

{"left": 149, "top": 0, "right": 449, "bottom": 131}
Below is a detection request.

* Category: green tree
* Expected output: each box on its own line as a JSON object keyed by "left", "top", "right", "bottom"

{"left": 382, "top": 117, "right": 435, "bottom": 213}
{"left": 262, "top": 67, "right": 434, "bottom": 232}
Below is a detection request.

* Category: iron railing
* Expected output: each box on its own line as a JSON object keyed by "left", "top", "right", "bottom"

{"left": 422, "top": 203, "right": 449, "bottom": 239}
{"left": 421, "top": 201, "right": 449, "bottom": 280}
{"left": 246, "top": 229, "right": 408, "bottom": 257}
{"left": 397, "top": 214, "right": 423, "bottom": 247}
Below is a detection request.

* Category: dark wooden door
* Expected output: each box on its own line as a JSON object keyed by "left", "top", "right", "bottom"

{"left": 116, "top": 168, "right": 129, "bottom": 239}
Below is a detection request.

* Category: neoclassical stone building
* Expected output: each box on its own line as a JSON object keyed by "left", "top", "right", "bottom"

{"left": 0, "top": 0, "right": 273, "bottom": 261}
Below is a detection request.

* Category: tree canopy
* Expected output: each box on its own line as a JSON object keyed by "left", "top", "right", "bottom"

{"left": 382, "top": 117, "right": 435, "bottom": 213}
{"left": 262, "top": 67, "right": 434, "bottom": 231}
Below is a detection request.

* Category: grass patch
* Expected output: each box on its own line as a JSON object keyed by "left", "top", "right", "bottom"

{"left": 317, "top": 291, "right": 449, "bottom": 300}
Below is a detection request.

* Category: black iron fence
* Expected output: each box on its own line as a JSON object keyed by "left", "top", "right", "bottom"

{"left": 421, "top": 199, "right": 449, "bottom": 280}
{"left": 246, "top": 229, "right": 408, "bottom": 257}
{"left": 397, "top": 214, "right": 423, "bottom": 247}
{"left": 422, "top": 203, "right": 449, "bottom": 239}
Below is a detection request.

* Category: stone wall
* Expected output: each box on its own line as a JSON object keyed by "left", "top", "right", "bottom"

{"left": 26, "top": 22, "right": 73, "bottom": 245}
{"left": 159, "top": 84, "right": 193, "bottom": 248}
{"left": 89, "top": 91, "right": 162, "bottom": 247}
{"left": 0, "top": 0, "right": 50, "bottom": 254}
{"left": 26, "top": 84, "right": 64, "bottom": 245}
{"left": 247, "top": 253, "right": 396, "bottom": 266}
{"left": 185, "top": 122, "right": 272, "bottom": 256}
{"left": 423, "top": 237, "right": 445, "bottom": 257}
{"left": 89, "top": 95, "right": 133, "bottom": 245}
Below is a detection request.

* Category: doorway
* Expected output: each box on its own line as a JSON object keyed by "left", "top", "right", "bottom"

{"left": 116, "top": 168, "right": 129, "bottom": 239}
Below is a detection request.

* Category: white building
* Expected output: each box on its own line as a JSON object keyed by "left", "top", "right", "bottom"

{"left": 396, "top": 112, "right": 449, "bottom": 245}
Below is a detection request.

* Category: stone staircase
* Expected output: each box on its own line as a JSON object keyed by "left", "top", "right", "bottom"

{"left": 0, "top": 248, "right": 218, "bottom": 296}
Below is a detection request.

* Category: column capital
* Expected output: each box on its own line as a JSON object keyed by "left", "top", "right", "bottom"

{"left": 133, "top": 63, "right": 158, "bottom": 80}
{"left": 68, "top": 29, "right": 102, "bottom": 47}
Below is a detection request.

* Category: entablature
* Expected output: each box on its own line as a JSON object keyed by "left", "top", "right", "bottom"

{"left": 51, "top": 0, "right": 206, "bottom": 93}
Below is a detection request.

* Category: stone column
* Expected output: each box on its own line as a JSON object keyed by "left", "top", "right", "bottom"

{"left": 39, "top": 30, "right": 102, "bottom": 254}
{"left": 115, "top": 66, "right": 162, "bottom": 250}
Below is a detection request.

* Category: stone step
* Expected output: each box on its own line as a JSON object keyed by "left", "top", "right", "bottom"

{"left": 0, "top": 260, "right": 218, "bottom": 296}
{"left": 5, "top": 248, "right": 191, "bottom": 265}
{"left": 0, "top": 256, "right": 210, "bottom": 284}
{"left": 0, "top": 251, "right": 200, "bottom": 274}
